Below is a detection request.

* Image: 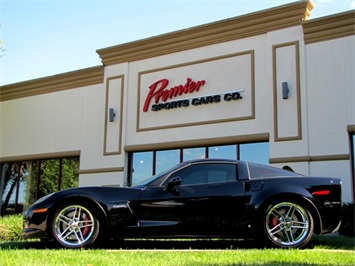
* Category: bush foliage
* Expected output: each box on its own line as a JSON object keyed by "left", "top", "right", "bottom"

{"left": 0, "top": 214, "right": 23, "bottom": 241}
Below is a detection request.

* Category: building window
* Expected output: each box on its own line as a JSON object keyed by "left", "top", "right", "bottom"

{"left": 183, "top": 147, "right": 206, "bottom": 161}
{"left": 240, "top": 142, "right": 270, "bottom": 165}
{"left": 156, "top": 149, "right": 180, "bottom": 175}
{"left": 208, "top": 145, "right": 237, "bottom": 160}
{"left": 0, "top": 157, "right": 79, "bottom": 215}
{"left": 129, "top": 142, "right": 269, "bottom": 186}
{"left": 131, "top": 152, "right": 153, "bottom": 186}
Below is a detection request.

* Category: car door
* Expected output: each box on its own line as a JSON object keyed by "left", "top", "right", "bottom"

{"left": 134, "top": 162, "right": 250, "bottom": 237}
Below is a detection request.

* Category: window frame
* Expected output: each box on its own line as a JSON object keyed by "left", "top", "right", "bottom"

{"left": 129, "top": 142, "right": 269, "bottom": 187}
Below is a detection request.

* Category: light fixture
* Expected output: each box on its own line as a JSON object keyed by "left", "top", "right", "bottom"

{"left": 109, "top": 108, "right": 116, "bottom": 122}
{"left": 282, "top": 82, "right": 289, "bottom": 99}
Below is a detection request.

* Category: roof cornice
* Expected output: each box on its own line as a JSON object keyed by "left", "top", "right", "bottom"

{"left": 97, "top": 0, "right": 313, "bottom": 66}
{"left": 0, "top": 66, "right": 103, "bottom": 101}
{"left": 303, "top": 10, "right": 355, "bottom": 44}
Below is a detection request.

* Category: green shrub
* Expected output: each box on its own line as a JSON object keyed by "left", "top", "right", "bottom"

{"left": 0, "top": 214, "right": 23, "bottom": 241}
{"left": 339, "top": 202, "right": 354, "bottom": 237}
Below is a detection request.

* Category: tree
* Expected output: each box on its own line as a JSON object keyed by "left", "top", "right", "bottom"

{"left": 0, "top": 22, "right": 6, "bottom": 58}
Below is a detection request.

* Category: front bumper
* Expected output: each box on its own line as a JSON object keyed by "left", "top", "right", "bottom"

{"left": 22, "top": 209, "right": 49, "bottom": 240}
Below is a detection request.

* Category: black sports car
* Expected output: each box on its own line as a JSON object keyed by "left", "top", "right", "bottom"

{"left": 23, "top": 159, "right": 342, "bottom": 249}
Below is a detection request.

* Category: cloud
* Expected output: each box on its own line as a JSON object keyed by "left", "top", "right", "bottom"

{"left": 350, "top": 1, "right": 355, "bottom": 9}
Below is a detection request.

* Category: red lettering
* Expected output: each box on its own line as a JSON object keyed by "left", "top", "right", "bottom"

{"left": 143, "top": 79, "right": 169, "bottom": 112}
{"left": 143, "top": 78, "right": 206, "bottom": 112}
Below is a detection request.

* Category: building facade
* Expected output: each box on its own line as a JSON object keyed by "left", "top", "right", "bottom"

{"left": 1, "top": 1, "right": 354, "bottom": 214}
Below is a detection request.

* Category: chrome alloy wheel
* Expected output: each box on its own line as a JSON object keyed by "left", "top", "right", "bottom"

{"left": 265, "top": 202, "right": 312, "bottom": 248}
{"left": 53, "top": 204, "right": 96, "bottom": 248}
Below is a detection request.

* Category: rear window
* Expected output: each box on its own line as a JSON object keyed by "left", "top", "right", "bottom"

{"left": 247, "top": 162, "right": 302, "bottom": 179}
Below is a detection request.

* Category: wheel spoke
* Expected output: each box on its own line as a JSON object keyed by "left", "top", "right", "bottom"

{"left": 53, "top": 204, "right": 97, "bottom": 248}
{"left": 285, "top": 228, "right": 294, "bottom": 243}
{"left": 291, "top": 220, "right": 308, "bottom": 229}
{"left": 286, "top": 205, "right": 296, "bottom": 218}
{"left": 61, "top": 227, "right": 74, "bottom": 240}
{"left": 72, "top": 230, "right": 83, "bottom": 243}
{"left": 269, "top": 223, "right": 283, "bottom": 235}
{"left": 58, "top": 214, "right": 71, "bottom": 225}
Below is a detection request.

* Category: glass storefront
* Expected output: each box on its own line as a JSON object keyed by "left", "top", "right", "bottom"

{"left": 0, "top": 157, "right": 79, "bottom": 215}
{"left": 130, "top": 142, "right": 269, "bottom": 186}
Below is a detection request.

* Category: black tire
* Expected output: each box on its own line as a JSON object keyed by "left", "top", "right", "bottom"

{"left": 51, "top": 202, "right": 100, "bottom": 248}
{"left": 262, "top": 202, "right": 314, "bottom": 248}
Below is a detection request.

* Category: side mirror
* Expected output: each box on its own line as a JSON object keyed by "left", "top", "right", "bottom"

{"left": 164, "top": 177, "right": 181, "bottom": 195}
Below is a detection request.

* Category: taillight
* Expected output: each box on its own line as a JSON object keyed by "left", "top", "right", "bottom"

{"left": 312, "top": 190, "right": 330, "bottom": 196}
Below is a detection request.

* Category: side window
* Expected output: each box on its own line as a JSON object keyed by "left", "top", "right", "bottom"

{"left": 169, "top": 163, "right": 236, "bottom": 185}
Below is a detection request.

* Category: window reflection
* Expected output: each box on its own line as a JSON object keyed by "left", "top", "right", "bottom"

{"left": 60, "top": 158, "right": 79, "bottom": 190}
{"left": 240, "top": 142, "right": 269, "bottom": 165}
{"left": 183, "top": 147, "right": 205, "bottom": 161}
{"left": 209, "top": 145, "right": 236, "bottom": 160}
{"left": 132, "top": 152, "right": 153, "bottom": 186}
{"left": 0, "top": 162, "right": 29, "bottom": 215}
{"left": 130, "top": 142, "right": 269, "bottom": 186}
{"left": 156, "top": 150, "right": 179, "bottom": 174}
{"left": 0, "top": 157, "right": 79, "bottom": 216}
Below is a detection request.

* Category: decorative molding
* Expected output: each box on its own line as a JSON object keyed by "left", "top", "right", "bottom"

{"left": 0, "top": 150, "right": 80, "bottom": 163}
{"left": 272, "top": 41, "right": 302, "bottom": 142}
{"left": 79, "top": 167, "right": 124, "bottom": 175}
{"left": 303, "top": 10, "right": 355, "bottom": 44}
{"left": 348, "top": 124, "right": 355, "bottom": 134}
{"left": 0, "top": 66, "right": 103, "bottom": 101}
{"left": 97, "top": 1, "right": 313, "bottom": 66}
{"left": 136, "top": 51, "right": 255, "bottom": 131}
{"left": 103, "top": 75, "right": 125, "bottom": 156}
{"left": 124, "top": 133, "right": 269, "bottom": 152}
{"left": 269, "top": 154, "right": 350, "bottom": 164}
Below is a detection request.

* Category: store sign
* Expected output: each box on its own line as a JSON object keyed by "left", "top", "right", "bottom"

{"left": 137, "top": 51, "right": 254, "bottom": 131}
{"left": 143, "top": 77, "right": 243, "bottom": 112}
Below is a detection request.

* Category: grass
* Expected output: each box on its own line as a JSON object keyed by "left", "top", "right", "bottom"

{"left": 1, "top": 215, "right": 354, "bottom": 266}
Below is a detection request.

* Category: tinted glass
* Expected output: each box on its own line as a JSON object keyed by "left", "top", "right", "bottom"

{"left": 132, "top": 151, "right": 153, "bottom": 186}
{"left": 209, "top": 145, "right": 236, "bottom": 159}
{"left": 61, "top": 158, "right": 79, "bottom": 190}
{"left": 247, "top": 162, "right": 302, "bottom": 179}
{"left": 183, "top": 147, "right": 205, "bottom": 161}
{"left": 170, "top": 163, "right": 236, "bottom": 185}
{"left": 240, "top": 142, "right": 269, "bottom": 165}
{"left": 156, "top": 149, "right": 180, "bottom": 174}
{"left": 0, "top": 162, "right": 30, "bottom": 214}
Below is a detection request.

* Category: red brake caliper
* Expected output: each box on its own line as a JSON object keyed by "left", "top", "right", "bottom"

{"left": 271, "top": 217, "right": 278, "bottom": 228}
{"left": 82, "top": 214, "right": 89, "bottom": 236}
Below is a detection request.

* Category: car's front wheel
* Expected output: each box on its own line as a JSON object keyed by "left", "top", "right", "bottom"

{"left": 262, "top": 201, "right": 314, "bottom": 248}
{"left": 51, "top": 203, "right": 100, "bottom": 248}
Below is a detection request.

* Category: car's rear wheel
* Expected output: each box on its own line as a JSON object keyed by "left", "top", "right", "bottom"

{"left": 51, "top": 203, "right": 100, "bottom": 248}
{"left": 262, "top": 202, "right": 314, "bottom": 248}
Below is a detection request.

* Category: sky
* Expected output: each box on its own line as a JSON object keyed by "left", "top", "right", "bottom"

{"left": 0, "top": 0, "right": 354, "bottom": 86}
